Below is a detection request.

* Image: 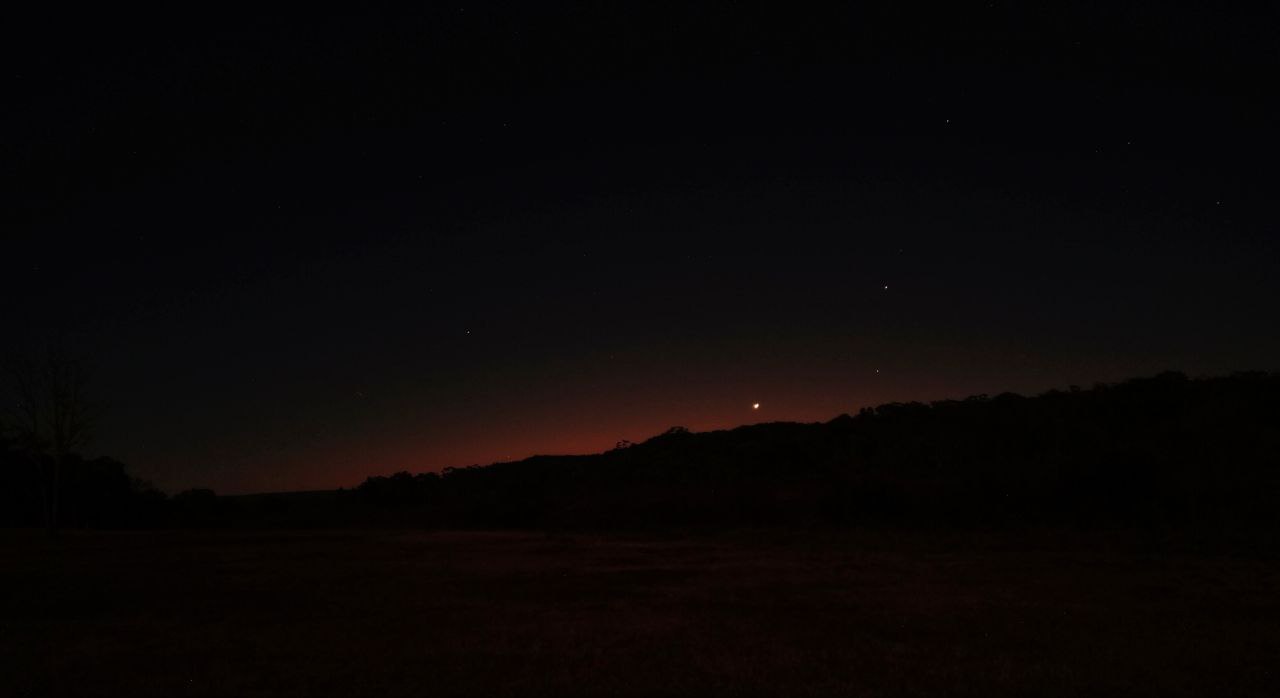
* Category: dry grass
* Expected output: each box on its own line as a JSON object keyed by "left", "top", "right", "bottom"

{"left": 2, "top": 528, "right": 1277, "bottom": 696}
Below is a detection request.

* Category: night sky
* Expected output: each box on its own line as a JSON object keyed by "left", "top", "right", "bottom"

{"left": 7, "top": 5, "right": 1278, "bottom": 494}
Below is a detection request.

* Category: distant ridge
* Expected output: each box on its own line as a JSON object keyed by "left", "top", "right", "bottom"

{"left": 352, "top": 371, "right": 1280, "bottom": 529}
{"left": 7, "top": 372, "right": 1278, "bottom": 531}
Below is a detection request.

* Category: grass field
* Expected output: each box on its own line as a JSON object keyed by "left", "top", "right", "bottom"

{"left": 3, "top": 529, "right": 1278, "bottom": 696}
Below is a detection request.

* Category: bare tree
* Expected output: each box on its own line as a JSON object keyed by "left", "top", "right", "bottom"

{"left": 2, "top": 346, "right": 95, "bottom": 532}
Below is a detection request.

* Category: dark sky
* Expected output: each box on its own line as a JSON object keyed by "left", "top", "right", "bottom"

{"left": 6, "top": 4, "right": 1278, "bottom": 493}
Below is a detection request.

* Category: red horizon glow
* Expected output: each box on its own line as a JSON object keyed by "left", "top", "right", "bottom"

{"left": 116, "top": 355, "right": 1138, "bottom": 495}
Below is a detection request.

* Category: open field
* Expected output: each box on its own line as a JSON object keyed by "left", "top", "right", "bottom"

{"left": 3, "top": 529, "right": 1278, "bottom": 696}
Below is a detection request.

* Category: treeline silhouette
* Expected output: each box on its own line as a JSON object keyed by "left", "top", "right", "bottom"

{"left": 0, "top": 446, "right": 220, "bottom": 528}
{"left": 352, "top": 372, "right": 1280, "bottom": 529}
{"left": 4, "top": 372, "right": 1279, "bottom": 530}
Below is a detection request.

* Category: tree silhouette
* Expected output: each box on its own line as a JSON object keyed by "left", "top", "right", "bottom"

{"left": 2, "top": 346, "right": 96, "bottom": 533}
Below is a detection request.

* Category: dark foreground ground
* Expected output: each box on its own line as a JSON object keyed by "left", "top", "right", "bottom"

{"left": 3, "top": 529, "right": 1278, "bottom": 697}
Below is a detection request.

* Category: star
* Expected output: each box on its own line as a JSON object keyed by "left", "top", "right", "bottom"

{"left": 752, "top": 403, "right": 760, "bottom": 410}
